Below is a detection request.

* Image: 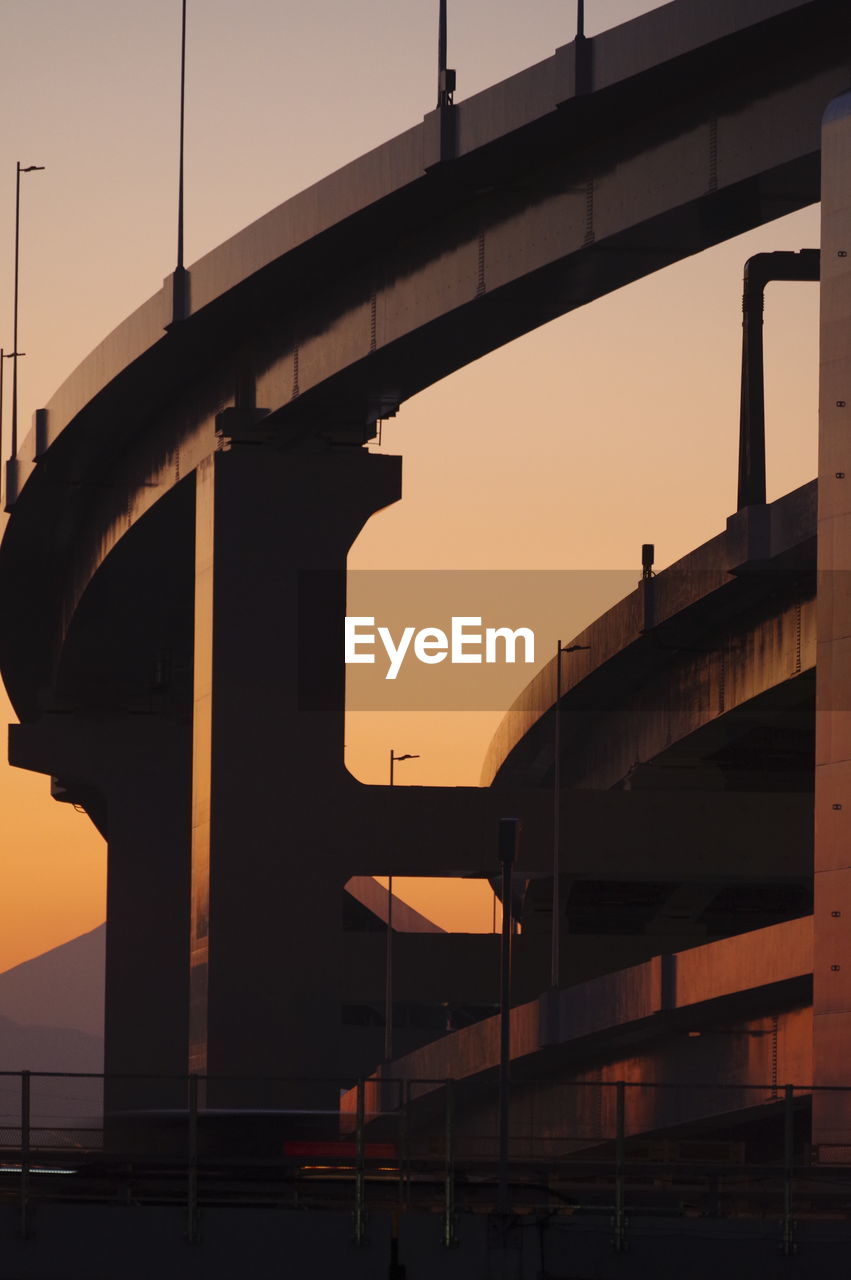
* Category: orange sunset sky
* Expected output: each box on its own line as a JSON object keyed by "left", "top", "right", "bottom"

{"left": 0, "top": 0, "right": 821, "bottom": 970}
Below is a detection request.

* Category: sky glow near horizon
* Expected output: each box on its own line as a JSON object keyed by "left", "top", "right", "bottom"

{"left": 0, "top": 0, "right": 821, "bottom": 969}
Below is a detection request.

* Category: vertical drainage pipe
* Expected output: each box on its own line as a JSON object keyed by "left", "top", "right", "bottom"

{"left": 737, "top": 250, "right": 819, "bottom": 511}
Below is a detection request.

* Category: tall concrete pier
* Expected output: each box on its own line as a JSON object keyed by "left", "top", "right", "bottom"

{"left": 813, "top": 91, "right": 851, "bottom": 1146}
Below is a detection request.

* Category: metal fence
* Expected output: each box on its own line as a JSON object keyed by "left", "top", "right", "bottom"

{"left": 2, "top": 1070, "right": 850, "bottom": 1253}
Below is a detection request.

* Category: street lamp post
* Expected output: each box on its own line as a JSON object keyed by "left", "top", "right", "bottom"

{"left": 177, "top": 0, "right": 187, "bottom": 274}
{"left": 11, "top": 163, "right": 45, "bottom": 458}
{"left": 171, "top": 0, "right": 189, "bottom": 323}
{"left": 574, "top": 0, "right": 592, "bottom": 96}
{"left": 385, "top": 750, "right": 420, "bottom": 1062}
{"left": 437, "top": 0, "right": 456, "bottom": 108}
{"left": 551, "top": 640, "right": 590, "bottom": 989}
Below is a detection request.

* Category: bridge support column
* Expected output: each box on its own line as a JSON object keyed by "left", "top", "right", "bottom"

{"left": 813, "top": 92, "right": 851, "bottom": 1146}
{"left": 188, "top": 443, "right": 401, "bottom": 1098}
{"left": 10, "top": 716, "right": 191, "bottom": 1110}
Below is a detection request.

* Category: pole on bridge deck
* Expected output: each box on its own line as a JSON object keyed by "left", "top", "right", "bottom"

{"left": 172, "top": 0, "right": 189, "bottom": 323}
{"left": 437, "top": 0, "right": 455, "bottom": 108}
{"left": 177, "top": 0, "right": 186, "bottom": 273}
{"left": 438, "top": 0, "right": 447, "bottom": 76}
{"left": 574, "top": 0, "right": 592, "bottom": 95}
{"left": 11, "top": 161, "right": 44, "bottom": 460}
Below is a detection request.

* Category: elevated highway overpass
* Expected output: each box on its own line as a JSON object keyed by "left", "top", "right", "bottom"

{"left": 2, "top": 0, "right": 847, "bottom": 713}
{"left": 482, "top": 481, "right": 817, "bottom": 954}
{"left": 0, "top": 0, "right": 850, "bottom": 1147}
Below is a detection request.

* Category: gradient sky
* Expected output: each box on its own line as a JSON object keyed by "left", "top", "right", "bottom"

{"left": 0, "top": 0, "right": 821, "bottom": 969}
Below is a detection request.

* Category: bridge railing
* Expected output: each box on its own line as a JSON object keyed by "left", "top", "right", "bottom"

{"left": 0, "top": 1070, "right": 849, "bottom": 1253}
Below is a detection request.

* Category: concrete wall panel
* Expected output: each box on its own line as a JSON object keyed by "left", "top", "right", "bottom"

{"left": 483, "top": 188, "right": 587, "bottom": 295}
{"left": 716, "top": 70, "right": 843, "bottom": 188}
{"left": 813, "top": 762, "right": 851, "bottom": 871}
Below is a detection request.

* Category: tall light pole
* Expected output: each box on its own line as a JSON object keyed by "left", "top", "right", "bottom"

{"left": 551, "top": 640, "right": 589, "bottom": 988}
{"left": 11, "top": 163, "right": 44, "bottom": 458}
{"left": 437, "top": 0, "right": 455, "bottom": 108}
{"left": 385, "top": 750, "right": 420, "bottom": 1062}
{"left": 574, "top": 0, "right": 592, "bottom": 96}
{"left": 177, "top": 0, "right": 187, "bottom": 273}
{"left": 172, "top": 0, "right": 189, "bottom": 323}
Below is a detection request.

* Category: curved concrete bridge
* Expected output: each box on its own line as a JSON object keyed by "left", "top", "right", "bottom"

{"left": 0, "top": 0, "right": 849, "bottom": 1110}
{"left": 484, "top": 480, "right": 817, "bottom": 793}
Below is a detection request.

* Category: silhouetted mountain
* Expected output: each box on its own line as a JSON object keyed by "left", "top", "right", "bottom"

{"left": 0, "top": 924, "right": 104, "bottom": 1039}
{"left": 0, "top": 1012, "right": 103, "bottom": 1125}
{"left": 0, "top": 1013, "right": 102, "bottom": 1073}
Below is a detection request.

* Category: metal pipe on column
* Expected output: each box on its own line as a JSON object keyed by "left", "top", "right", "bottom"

{"left": 737, "top": 250, "right": 819, "bottom": 510}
